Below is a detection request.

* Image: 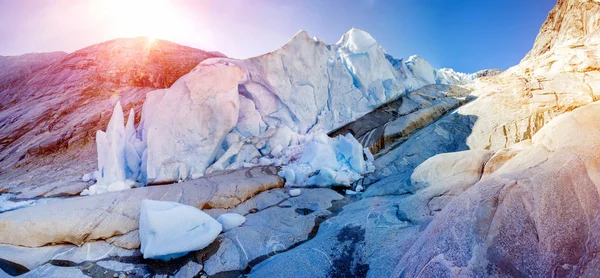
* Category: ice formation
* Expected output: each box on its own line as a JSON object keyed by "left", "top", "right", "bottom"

{"left": 87, "top": 28, "right": 477, "bottom": 192}
{"left": 278, "top": 133, "right": 374, "bottom": 187}
{"left": 82, "top": 103, "right": 142, "bottom": 195}
{"left": 139, "top": 199, "right": 222, "bottom": 261}
{"left": 216, "top": 213, "right": 246, "bottom": 232}
{"left": 0, "top": 195, "right": 35, "bottom": 213}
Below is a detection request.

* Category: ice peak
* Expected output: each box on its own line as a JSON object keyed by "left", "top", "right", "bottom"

{"left": 288, "top": 30, "right": 312, "bottom": 43}
{"left": 336, "top": 28, "right": 378, "bottom": 53}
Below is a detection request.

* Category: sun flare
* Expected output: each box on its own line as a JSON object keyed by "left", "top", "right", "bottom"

{"left": 89, "top": 0, "right": 186, "bottom": 41}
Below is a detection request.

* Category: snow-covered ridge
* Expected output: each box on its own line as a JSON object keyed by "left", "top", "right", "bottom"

{"left": 90, "top": 28, "right": 477, "bottom": 193}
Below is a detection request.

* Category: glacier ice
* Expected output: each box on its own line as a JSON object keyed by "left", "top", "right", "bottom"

{"left": 82, "top": 102, "right": 142, "bottom": 195}
{"left": 216, "top": 213, "right": 246, "bottom": 232}
{"left": 88, "top": 28, "right": 479, "bottom": 191}
{"left": 278, "top": 133, "right": 374, "bottom": 187}
{"left": 139, "top": 199, "right": 222, "bottom": 261}
{"left": 288, "top": 189, "right": 302, "bottom": 197}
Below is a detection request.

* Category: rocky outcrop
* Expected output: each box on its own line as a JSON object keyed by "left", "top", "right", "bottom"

{"left": 0, "top": 166, "right": 282, "bottom": 248}
{"left": 249, "top": 150, "right": 493, "bottom": 277}
{"left": 330, "top": 84, "right": 472, "bottom": 155}
{"left": 395, "top": 101, "right": 600, "bottom": 277}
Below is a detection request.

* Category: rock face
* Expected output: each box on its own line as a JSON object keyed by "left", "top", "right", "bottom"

{"left": 330, "top": 84, "right": 472, "bottom": 155}
{"left": 0, "top": 37, "right": 224, "bottom": 196}
{"left": 396, "top": 102, "right": 600, "bottom": 277}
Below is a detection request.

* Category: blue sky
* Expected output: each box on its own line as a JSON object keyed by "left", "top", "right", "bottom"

{"left": 0, "top": 0, "right": 557, "bottom": 73}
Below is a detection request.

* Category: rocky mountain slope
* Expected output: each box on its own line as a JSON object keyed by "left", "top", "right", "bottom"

{"left": 0, "top": 38, "right": 224, "bottom": 197}
{"left": 0, "top": 52, "right": 67, "bottom": 91}
{"left": 1, "top": 0, "right": 600, "bottom": 277}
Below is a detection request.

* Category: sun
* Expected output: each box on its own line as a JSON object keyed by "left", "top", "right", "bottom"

{"left": 89, "top": 0, "right": 186, "bottom": 41}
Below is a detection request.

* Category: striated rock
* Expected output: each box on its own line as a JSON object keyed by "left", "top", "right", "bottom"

{"left": 481, "top": 140, "right": 533, "bottom": 179}
{"left": 411, "top": 150, "right": 493, "bottom": 192}
{"left": 250, "top": 150, "right": 492, "bottom": 277}
{"left": 394, "top": 102, "right": 600, "bottom": 277}
{"left": 203, "top": 188, "right": 343, "bottom": 275}
{"left": 520, "top": 0, "right": 600, "bottom": 73}
{"left": 368, "top": 0, "right": 600, "bottom": 187}
{"left": 0, "top": 52, "right": 67, "bottom": 91}
{"left": 0, "top": 166, "right": 282, "bottom": 248}
{"left": 0, "top": 241, "right": 137, "bottom": 275}
{"left": 363, "top": 109, "right": 477, "bottom": 196}
{"left": 330, "top": 84, "right": 472, "bottom": 155}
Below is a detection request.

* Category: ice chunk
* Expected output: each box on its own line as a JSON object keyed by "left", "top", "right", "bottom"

{"left": 216, "top": 213, "right": 246, "bottom": 232}
{"left": 139, "top": 200, "right": 222, "bottom": 261}
{"left": 278, "top": 133, "right": 374, "bottom": 187}
{"left": 298, "top": 134, "right": 339, "bottom": 171}
{"left": 336, "top": 134, "right": 366, "bottom": 173}
{"left": 288, "top": 189, "right": 302, "bottom": 197}
{"left": 82, "top": 179, "right": 136, "bottom": 196}
{"left": 81, "top": 172, "right": 95, "bottom": 182}
{"left": 95, "top": 102, "right": 126, "bottom": 185}
{"left": 84, "top": 103, "right": 143, "bottom": 195}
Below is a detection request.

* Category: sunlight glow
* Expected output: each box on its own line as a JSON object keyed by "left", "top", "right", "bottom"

{"left": 89, "top": 0, "right": 190, "bottom": 41}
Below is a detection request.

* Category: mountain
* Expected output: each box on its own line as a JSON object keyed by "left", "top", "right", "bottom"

{"left": 2, "top": 0, "right": 599, "bottom": 277}
{"left": 0, "top": 37, "right": 224, "bottom": 197}
{"left": 0, "top": 51, "right": 67, "bottom": 91}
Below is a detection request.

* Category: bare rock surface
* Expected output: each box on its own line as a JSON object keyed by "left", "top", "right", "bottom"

{"left": 203, "top": 188, "right": 343, "bottom": 275}
{"left": 330, "top": 84, "right": 472, "bottom": 155}
{"left": 0, "top": 166, "right": 282, "bottom": 248}
{"left": 395, "top": 101, "right": 600, "bottom": 277}
{"left": 250, "top": 150, "right": 493, "bottom": 277}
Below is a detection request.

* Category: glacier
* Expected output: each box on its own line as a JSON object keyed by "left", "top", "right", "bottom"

{"left": 87, "top": 28, "right": 477, "bottom": 193}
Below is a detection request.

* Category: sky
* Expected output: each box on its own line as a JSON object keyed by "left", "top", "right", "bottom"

{"left": 0, "top": 0, "right": 557, "bottom": 73}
